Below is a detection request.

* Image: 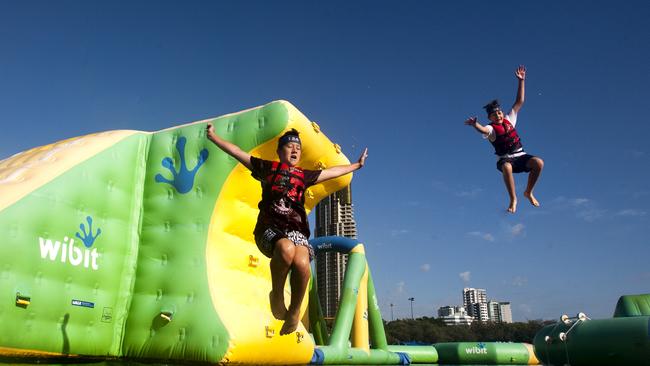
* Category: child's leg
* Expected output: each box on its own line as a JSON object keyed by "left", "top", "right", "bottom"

{"left": 523, "top": 157, "right": 544, "bottom": 207}
{"left": 280, "top": 245, "right": 311, "bottom": 335}
{"left": 501, "top": 162, "right": 517, "bottom": 213}
{"left": 269, "top": 238, "right": 296, "bottom": 320}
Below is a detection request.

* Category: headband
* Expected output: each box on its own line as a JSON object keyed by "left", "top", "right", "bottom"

{"left": 485, "top": 104, "right": 501, "bottom": 116}
{"left": 279, "top": 134, "right": 301, "bottom": 147}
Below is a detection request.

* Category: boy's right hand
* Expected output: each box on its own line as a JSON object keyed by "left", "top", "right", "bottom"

{"left": 464, "top": 116, "right": 478, "bottom": 126}
{"left": 206, "top": 123, "right": 215, "bottom": 137}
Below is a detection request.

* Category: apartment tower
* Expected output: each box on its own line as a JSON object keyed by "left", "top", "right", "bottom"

{"left": 314, "top": 185, "right": 357, "bottom": 319}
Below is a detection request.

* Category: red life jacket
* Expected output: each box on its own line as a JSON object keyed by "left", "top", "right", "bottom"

{"left": 265, "top": 161, "right": 307, "bottom": 204}
{"left": 489, "top": 119, "right": 523, "bottom": 156}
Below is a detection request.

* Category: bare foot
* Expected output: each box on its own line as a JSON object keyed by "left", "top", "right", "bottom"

{"left": 280, "top": 310, "right": 300, "bottom": 335}
{"left": 524, "top": 191, "right": 540, "bottom": 207}
{"left": 507, "top": 199, "right": 517, "bottom": 213}
{"left": 269, "top": 291, "right": 287, "bottom": 320}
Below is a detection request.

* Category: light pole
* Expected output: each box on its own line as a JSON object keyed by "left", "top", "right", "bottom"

{"left": 408, "top": 297, "right": 415, "bottom": 319}
{"left": 390, "top": 303, "right": 394, "bottom": 321}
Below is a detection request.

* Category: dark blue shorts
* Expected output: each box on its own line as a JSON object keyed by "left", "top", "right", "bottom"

{"left": 497, "top": 154, "right": 536, "bottom": 173}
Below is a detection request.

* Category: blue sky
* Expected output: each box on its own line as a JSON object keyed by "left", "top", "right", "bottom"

{"left": 1, "top": 1, "right": 648, "bottom": 321}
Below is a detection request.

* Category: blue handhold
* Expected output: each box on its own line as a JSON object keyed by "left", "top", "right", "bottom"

{"left": 75, "top": 216, "right": 101, "bottom": 248}
{"left": 155, "top": 136, "right": 209, "bottom": 194}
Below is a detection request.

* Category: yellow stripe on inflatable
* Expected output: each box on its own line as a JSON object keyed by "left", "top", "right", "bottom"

{"left": 523, "top": 343, "right": 540, "bottom": 364}
{"left": 352, "top": 264, "right": 370, "bottom": 353}
{"left": 0, "top": 346, "right": 78, "bottom": 358}
{"left": 0, "top": 130, "right": 139, "bottom": 211}
{"left": 206, "top": 101, "right": 351, "bottom": 364}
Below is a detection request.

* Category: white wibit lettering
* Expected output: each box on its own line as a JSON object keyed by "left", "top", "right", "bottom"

{"left": 38, "top": 236, "right": 100, "bottom": 270}
{"left": 465, "top": 347, "right": 488, "bottom": 354}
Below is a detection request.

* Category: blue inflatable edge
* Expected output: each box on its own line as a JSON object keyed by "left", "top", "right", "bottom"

{"left": 310, "top": 236, "right": 360, "bottom": 255}
{"left": 310, "top": 348, "right": 325, "bottom": 364}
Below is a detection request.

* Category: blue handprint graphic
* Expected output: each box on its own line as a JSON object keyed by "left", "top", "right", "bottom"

{"left": 76, "top": 216, "right": 101, "bottom": 248}
{"left": 155, "top": 136, "right": 209, "bottom": 194}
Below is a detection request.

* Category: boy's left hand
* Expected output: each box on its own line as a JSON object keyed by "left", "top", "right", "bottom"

{"left": 515, "top": 65, "right": 526, "bottom": 80}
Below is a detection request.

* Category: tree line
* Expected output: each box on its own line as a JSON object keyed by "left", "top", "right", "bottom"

{"left": 384, "top": 317, "right": 553, "bottom": 344}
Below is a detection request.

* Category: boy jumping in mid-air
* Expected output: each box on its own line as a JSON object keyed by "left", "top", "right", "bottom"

{"left": 206, "top": 123, "right": 368, "bottom": 335}
{"left": 465, "top": 65, "right": 544, "bottom": 213}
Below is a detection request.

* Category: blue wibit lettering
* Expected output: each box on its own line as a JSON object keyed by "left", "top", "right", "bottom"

{"left": 155, "top": 136, "right": 209, "bottom": 194}
{"left": 76, "top": 216, "right": 101, "bottom": 248}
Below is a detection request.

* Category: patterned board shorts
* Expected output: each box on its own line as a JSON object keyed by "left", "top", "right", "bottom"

{"left": 255, "top": 227, "right": 314, "bottom": 260}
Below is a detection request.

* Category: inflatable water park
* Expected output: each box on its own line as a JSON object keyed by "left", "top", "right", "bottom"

{"left": 0, "top": 101, "right": 648, "bottom": 365}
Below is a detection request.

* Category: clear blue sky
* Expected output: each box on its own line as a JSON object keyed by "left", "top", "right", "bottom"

{"left": 1, "top": 1, "right": 648, "bottom": 321}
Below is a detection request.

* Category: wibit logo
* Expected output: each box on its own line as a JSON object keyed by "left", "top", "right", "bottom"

{"left": 39, "top": 216, "right": 101, "bottom": 270}
{"left": 155, "top": 136, "right": 209, "bottom": 194}
{"left": 465, "top": 342, "right": 488, "bottom": 355}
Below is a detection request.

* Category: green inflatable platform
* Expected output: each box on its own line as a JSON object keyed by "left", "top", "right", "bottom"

{"left": 533, "top": 294, "right": 650, "bottom": 366}
{"left": 434, "top": 342, "right": 537, "bottom": 365}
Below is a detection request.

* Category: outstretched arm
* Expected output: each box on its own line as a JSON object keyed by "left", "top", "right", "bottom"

{"left": 512, "top": 65, "right": 526, "bottom": 113}
{"left": 206, "top": 123, "right": 253, "bottom": 170}
{"left": 315, "top": 148, "right": 368, "bottom": 184}
{"left": 464, "top": 116, "right": 491, "bottom": 135}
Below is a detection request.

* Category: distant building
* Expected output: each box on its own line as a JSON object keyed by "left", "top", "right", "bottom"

{"left": 488, "top": 300, "right": 513, "bottom": 323}
{"left": 463, "top": 288, "right": 489, "bottom": 321}
{"left": 463, "top": 287, "right": 487, "bottom": 308}
{"left": 438, "top": 306, "right": 455, "bottom": 317}
{"left": 437, "top": 305, "right": 473, "bottom": 325}
{"left": 440, "top": 314, "right": 474, "bottom": 326}
{"left": 314, "top": 185, "right": 357, "bottom": 319}
{"left": 499, "top": 302, "right": 513, "bottom": 323}
{"left": 488, "top": 300, "right": 501, "bottom": 322}
{"left": 437, "top": 305, "right": 466, "bottom": 318}
{"left": 471, "top": 302, "right": 489, "bottom": 322}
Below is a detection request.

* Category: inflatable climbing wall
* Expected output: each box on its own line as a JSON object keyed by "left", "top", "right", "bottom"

{"left": 0, "top": 100, "right": 352, "bottom": 364}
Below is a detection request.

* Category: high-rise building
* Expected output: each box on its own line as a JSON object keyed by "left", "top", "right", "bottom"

{"left": 463, "top": 288, "right": 489, "bottom": 321}
{"left": 499, "top": 302, "right": 513, "bottom": 323}
{"left": 488, "top": 300, "right": 501, "bottom": 322}
{"left": 487, "top": 300, "right": 514, "bottom": 323}
{"left": 314, "top": 185, "right": 357, "bottom": 319}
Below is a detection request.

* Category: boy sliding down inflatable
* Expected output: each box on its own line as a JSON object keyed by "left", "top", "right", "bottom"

{"left": 464, "top": 65, "right": 544, "bottom": 213}
{"left": 206, "top": 123, "right": 368, "bottom": 335}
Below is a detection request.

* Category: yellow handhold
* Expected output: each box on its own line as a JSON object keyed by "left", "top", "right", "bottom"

{"left": 311, "top": 121, "right": 321, "bottom": 133}
{"left": 160, "top": 311, "right": 173, "bottom": 322}
{"left": 248, "top": 255, "right": 259, "bottom": 268}
{"left": 265, "top": 325, "right": 275, "bottom": 338}
{"left": 305, "top": 189, "right": 314, "bottom": 200}
{"left": 316, "top": 161, "right": 326, "bottom": 169}
{"left": 15, "top": 293, "right": 30, "bottom": 307}
{"left": 296, "top": 331, "right": 304, "bottom": 343}
{"left": 333, "top": 143, "right": 341, "bottom": 154}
